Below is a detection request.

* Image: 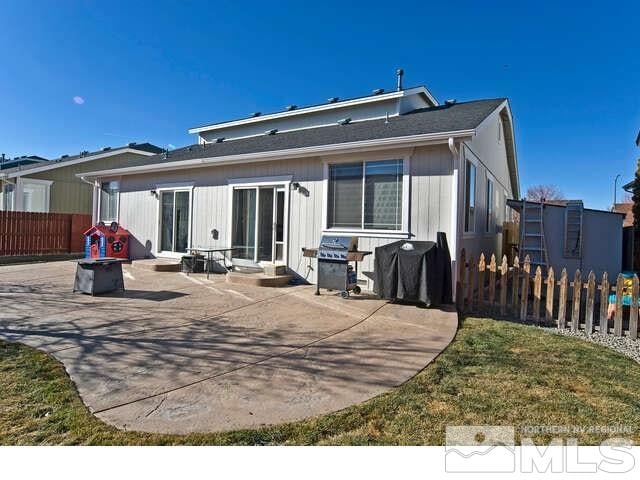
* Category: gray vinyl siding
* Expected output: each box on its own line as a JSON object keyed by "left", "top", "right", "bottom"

{"left": 118, "top": 144, "right": 454, "bottom": 291}
{"left": 458, "top": 106, "right": 513, "bottom": 261}
{"left": 198, "top": 99, "right": 401, "bottom": 143}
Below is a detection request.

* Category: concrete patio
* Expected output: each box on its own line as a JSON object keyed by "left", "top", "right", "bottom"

{"left": 0, "top": 260, "right": 458, "bottom": 434}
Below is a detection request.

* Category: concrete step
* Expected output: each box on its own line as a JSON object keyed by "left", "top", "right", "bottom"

{"left": 226, "top": 271, "right": 292, "bottom": 287}
{"left": 132, "top": 258, "right": 181, "bottom": 272}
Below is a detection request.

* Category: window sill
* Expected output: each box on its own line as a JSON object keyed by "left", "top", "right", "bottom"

{"left": 322, "top": 229, "right": 410, "bottom": 239}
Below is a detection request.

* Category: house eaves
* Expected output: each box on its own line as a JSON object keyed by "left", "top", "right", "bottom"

{"left": 77, "top": 129, "right": 475, "bottom": 179}
{"left": 188, "top": 86, "right": 438, "bottom": 135}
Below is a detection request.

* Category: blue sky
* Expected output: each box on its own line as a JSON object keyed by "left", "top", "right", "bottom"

{"left": 0, "top": 0, "right": 638, "bottom": 209}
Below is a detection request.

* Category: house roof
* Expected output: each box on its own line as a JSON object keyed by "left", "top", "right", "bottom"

{"left": 155, "top": 99, "right": 504, "bottom": 164}
{"left": 78, "top": 98, "right": 518, "bottom": 196}
{"left": 188, "top": 85, "right": 439, "bottom": 134}
{"left": 0, "top": 143, "right": 162, "bottom": 178}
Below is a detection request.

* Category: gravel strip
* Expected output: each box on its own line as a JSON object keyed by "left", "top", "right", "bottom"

{"left": 539, "top": 326, "right": 640, "bottom": 364}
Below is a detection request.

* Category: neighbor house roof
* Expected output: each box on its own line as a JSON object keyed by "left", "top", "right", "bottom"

{"left": 79, "top": 98, "right": 519, "bottom": 196}
{"left": 0, "top": 155, "right": 48, "bottom": 170}
{"left": 0, "top": 143, "right": 162, "bottom": 179}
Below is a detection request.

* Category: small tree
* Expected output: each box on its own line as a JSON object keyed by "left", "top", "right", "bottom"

{"left": 632, "top": 159, "right": 640, "bottom": 270}
{"left": 525, "top": 184, "right": 565, "bottom": 202}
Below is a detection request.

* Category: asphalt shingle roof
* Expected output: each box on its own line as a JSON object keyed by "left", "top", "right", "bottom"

{"left": 152, "top": 98, "right": 506, "bottom": 164}
{"left": 0, "top": 143, "right": 162, "bottom": 175}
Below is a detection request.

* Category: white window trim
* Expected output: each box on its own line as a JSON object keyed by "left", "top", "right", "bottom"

{"left": 321, "top": 155, "right": 410, "bottom": 238}
{"left": 226, "top": 175, "right": 291, "bottom": 266}
{"left": 97, "top": 177, "right": 121, "bottom": 224}
{"left": 16, "top": 177, "right": 52, "bottom": 213}
{"left": 462, "top": 158, "right": 478, "bottom": 237}
{"left": 155, "top": 185, "right": 194, "bottom": 258}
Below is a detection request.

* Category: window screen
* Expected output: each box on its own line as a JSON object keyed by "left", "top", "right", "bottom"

{"left": 327, "top": 162, "right": 363, "bottom": 229}
{"left": 364, "top": 160, "right": 403, "bottom": 230}
{"left": 327, "top": 159, "right": 403, "bottom": 231}
{"left": 486, "top": 178, "right": 494, "bottom": 233}
{"left": 465, "top": 161, "right": 476, "bottom": 232}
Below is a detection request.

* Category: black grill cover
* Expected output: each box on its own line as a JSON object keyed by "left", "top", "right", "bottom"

{"left": 373, "top": 232, "right": 452, "bottom": 306}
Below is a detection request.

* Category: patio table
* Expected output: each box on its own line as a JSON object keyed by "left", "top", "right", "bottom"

{"left": 187, "top": 247, "right": 237, "bottom": 279}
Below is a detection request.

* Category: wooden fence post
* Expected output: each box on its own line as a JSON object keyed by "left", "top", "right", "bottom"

{"left": 533, "top": 266, "right": 542, "bottom": 323}
{"left": 571, "top": 270, "right": 582, "bottom": 332}
{"left": 478, "top": 254, "right": 486, "bottom": 311}
{"left": 600, "top": 272, "right": 609, "bottom": 335}
{"left": 511, "top": 256, "right": 520, "bottom": 314}
{"left": 545, "top": 267, "right": 555, "bottom": 322}
{"left": 488, "top": 254, "right": 496, "bottom": 309}
{"left": 499, "top": 255, "right": 508, "bottom": 316}
{"left": 558, "top": 268, "right": 568, "bottom": 329}
{"left": 467, "top": 255, "right": 476, "bottom": 312}
{"left": 520, "top": 255, "right": 531, "bottom": 321}
{"left": 585, "top": 271, "right": 596, "bottom": 335}
{"left": 630, "top": 274, "right": 639, "bottom": 340}
{"left": 456, "top": 248, "right": 466, "bottom": 310}
{"left": 614, "top": 274, "right": 624, "bottom": 337}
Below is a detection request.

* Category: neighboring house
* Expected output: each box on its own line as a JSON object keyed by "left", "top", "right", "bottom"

{"left": 78, "top": 79, "right": 519, "bottom": 291}
{"left": 508, "top": 200, "right": 624, "bottom": 278}
{"left": 0, "top": 155, "right": 48, "bottom": 170}
{"left": 0, "top": 143, "right": 162, "bottom": 215}
{"left": 613, "top": 202, "right": 633, "bottom": 228}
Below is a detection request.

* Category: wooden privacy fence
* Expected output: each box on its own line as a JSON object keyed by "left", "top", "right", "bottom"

{"left": 456, "top": 248, "right": 639, "bottom": 339}
{"left": 0, "top": 211, "right": 91, "bottom": 256}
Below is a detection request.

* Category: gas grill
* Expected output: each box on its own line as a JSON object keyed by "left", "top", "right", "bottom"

{"left": 303, "top": 235, "right": 371, "bottom": 298}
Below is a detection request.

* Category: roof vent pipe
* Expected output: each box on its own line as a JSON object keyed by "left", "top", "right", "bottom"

{"left": 396, "top": 68, "right": 404, "bottom": 91}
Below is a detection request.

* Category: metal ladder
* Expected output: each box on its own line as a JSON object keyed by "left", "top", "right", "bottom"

{"left": 519, "top": 200, "right": 549, "bottom": 271}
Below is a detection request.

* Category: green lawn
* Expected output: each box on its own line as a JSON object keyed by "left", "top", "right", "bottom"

{"left": 2, "top": 317, "right": 640, "bottom": 445}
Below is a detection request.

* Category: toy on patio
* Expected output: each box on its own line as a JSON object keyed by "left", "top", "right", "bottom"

{"left": 83, "top": 221, "right": 130, "bottom": 260}
{"left": 607, "top": 271, "right": 636, "bottom": 320}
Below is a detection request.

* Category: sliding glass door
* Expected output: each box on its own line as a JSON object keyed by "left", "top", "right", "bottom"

{"left": 232, "top": 185, "right": 287, "bottom": 265}
{"left": 160, "top": 190, "right": 190, "bottom": 254}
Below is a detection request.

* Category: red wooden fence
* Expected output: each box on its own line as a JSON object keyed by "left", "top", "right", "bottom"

{"left": 0, "top": 211, "right": 92, "bottom": 256}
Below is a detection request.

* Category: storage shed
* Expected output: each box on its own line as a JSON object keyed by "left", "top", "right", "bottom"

{"left": 507, "top": 200, "right": 624, "bottom": 278}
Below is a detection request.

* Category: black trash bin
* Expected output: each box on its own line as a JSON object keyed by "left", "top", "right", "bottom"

{"left": 73, "top": 258, "right": 125, "bottom": 295}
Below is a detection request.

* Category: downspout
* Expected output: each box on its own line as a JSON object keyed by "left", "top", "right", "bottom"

{"left": 448, "top": 137, "right": 461, "bottom": 299}
{"left": 80, "top": 175, "right": 99, "bottom": 225}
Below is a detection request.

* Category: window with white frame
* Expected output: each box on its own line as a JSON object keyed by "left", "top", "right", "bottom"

{"left": 2, "top": 183, "right": 15, "bottom": 211}
{"left": 99, "top": 180, "right": 119, "bottom": 222}
{"left": 327, "top": 159, "right": 403, "bottom": 231}
{"left": 21, "top": 180, "right": 51, "bottom": 213}
{"left": 486, "top": 178, "right": 494, "bottom": 233}
{"left": 464, "top": 160, "right": 476, "bottom": 232}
